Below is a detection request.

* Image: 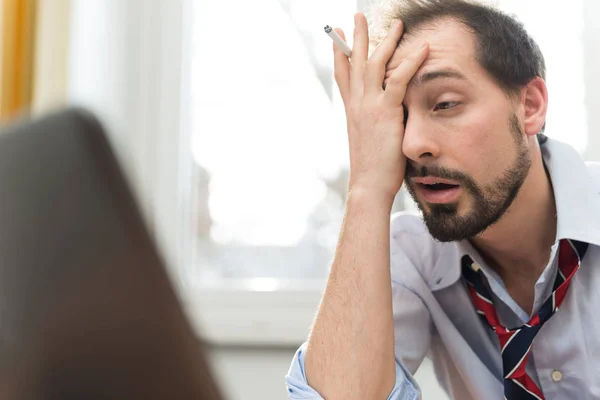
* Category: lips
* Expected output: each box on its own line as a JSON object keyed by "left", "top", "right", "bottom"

{"left": 410, "top": 177, "right": 462, "bottom": 204}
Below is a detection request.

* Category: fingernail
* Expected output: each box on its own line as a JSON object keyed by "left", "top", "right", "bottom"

{"left": 420, "top": 42, "right": 428, "bottom": 50}
{"left": 392, "top": 19, "right": 399, "bottom": 29}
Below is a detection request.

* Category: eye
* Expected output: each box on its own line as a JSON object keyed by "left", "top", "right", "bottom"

{"left": 433, "top": 101, "right": 460, "bottom": 111}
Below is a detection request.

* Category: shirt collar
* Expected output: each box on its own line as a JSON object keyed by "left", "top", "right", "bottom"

{"left": 430, "top": 138, "right": 600, "bottom": 292}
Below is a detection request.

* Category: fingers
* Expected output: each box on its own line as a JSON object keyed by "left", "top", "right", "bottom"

{"left": 333, "top": 28, "right": 351, "bottom": 105}
{"left": 383, "top": 43, "right": 430, "bottom": 107}
{"left": 350, "top": 13, "right": 369, "bottom": 98}
{"left": 364, "top": 19, "right": 404, "bottom": 94}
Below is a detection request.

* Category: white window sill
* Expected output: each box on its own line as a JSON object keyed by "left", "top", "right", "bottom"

{"left": 179, "top": 279, "right": 324, "bottom": 347}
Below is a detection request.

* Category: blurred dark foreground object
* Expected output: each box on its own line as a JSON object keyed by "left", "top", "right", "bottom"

{"left": 0, "top": 108, "right": 223, "bottom": 399}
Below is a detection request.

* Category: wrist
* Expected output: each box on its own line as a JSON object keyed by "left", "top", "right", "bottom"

{"left": 346, "top": 186, "right": 396, "bottom": 211}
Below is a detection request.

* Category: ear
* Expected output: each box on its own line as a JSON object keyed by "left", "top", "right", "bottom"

{"left": 520, "top": 77, "right": 548, "bottom": 137}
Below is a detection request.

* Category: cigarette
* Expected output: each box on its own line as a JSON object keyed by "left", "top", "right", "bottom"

{"left": 324, "top": 25, "right": 352, "bottom": 57}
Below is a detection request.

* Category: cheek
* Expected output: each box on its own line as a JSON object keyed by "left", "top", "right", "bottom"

{"left": 443, "top": 109, "right": 516, "bottom": 185}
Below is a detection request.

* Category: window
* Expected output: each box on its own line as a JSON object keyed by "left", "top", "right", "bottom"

{"left": 187, "top": 0, "right": 362, "bottom": 285}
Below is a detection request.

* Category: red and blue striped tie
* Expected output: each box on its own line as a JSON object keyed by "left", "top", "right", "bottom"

{"left": 461, "top": 239, "right": 588, "bottom": 399}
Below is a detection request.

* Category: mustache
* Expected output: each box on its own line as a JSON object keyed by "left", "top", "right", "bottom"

{"left": 405, "top": 162, "right": 472, "bottom": 183}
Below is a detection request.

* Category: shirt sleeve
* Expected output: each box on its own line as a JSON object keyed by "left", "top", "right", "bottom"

{"left": 285, "top": 342, "right": 422, "bottom": 400}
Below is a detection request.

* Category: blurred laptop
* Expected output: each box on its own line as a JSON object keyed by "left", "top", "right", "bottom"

{"left": 0, "top": 109, "right": 222, "bottom": 399}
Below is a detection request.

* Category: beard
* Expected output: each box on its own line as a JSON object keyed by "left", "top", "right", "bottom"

{"left": 404, "top": 115, "right": 532, "bottom": 242}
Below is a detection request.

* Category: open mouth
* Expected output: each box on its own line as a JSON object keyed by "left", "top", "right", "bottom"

{"left": 417, "top": 182, "right": 459, "bottom": 191}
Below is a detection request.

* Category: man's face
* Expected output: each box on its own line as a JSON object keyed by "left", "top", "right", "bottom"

{"left": 385, "top": 18, "right": 532, "bottom": 242}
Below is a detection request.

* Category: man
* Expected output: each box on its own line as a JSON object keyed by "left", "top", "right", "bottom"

{"left": 285, "top": 0, "right": 600, "bottom": 399}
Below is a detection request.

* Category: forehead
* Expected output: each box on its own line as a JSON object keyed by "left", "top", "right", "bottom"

{"left": 385, "top": 18, "right": 480, "bottom": 80}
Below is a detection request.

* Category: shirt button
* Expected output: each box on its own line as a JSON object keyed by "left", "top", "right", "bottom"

{"left": 551, "top": 370, "right": 563, "bottom": 382}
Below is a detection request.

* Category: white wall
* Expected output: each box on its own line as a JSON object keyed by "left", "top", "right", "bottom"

{"left": 207, "top": 346, "right": 293, "bottom": 400}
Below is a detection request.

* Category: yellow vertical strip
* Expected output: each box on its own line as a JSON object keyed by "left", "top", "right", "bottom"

{"left": 0, "top": 0, "right": 38, "bottom": 123}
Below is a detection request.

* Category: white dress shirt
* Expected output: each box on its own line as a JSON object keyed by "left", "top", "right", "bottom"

{"left": 286, "top": 138, "right": 600, "bottom": 399}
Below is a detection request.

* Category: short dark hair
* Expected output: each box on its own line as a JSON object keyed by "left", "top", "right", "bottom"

{"left": 368, "top": 0, "right": 547, "bottom": 142}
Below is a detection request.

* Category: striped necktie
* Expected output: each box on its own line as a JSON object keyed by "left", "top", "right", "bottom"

{"left": 461, "top": 239, "right": 588, "bottom": 400}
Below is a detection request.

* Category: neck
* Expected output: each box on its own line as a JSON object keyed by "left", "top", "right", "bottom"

{"left": 470, "top": 144, "right": 556, "bottom": 313}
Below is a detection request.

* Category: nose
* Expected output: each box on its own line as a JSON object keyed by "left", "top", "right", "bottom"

{"left": 402, "top": 111, "right": 441, "bottom": 163}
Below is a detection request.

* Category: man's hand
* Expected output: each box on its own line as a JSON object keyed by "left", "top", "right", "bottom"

{"left": 303, "top": 15, "right": 430, "bottom": 400}
{"left": 333, "top": 13, "right": 429, "bottom": 201}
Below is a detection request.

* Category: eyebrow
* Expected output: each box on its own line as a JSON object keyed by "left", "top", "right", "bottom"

{"left": 410, "top": 69, "right": 468, "bottom": 88}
